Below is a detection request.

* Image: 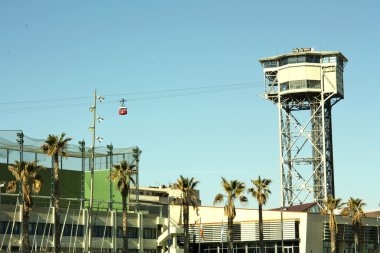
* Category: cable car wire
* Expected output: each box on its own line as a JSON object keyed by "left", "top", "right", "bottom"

{"left": 0, "top": 81, "right": 262, "bottom": 114}
{"left": 0, "top": 81, "right": 261, "bottom": 106}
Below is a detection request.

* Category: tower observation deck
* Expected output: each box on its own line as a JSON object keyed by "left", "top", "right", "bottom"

{"left": 259, "top": 48, "right": 348, "bottom": 208}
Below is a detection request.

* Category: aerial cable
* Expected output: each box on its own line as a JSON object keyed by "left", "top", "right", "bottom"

{"left": 0, "top": 82, "right": 262, "bottom": 114}
{"left": 0, "top": 81, "right": 261, "bottom": 107}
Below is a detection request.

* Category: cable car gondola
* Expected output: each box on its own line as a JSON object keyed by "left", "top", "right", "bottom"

{"left": 119, "top": 98, "right": 127, "bottom": 115}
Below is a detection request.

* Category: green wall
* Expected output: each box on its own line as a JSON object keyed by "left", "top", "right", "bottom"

{"left": 1, "top": 163, "right": 125, "bottom": 210}
{"left": 84, "top": 169, "right": 124, "bottom": 210}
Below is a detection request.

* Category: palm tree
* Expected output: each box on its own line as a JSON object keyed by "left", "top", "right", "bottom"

{"left": 322, "top": 195, "right": 343, "bottom": 253}
{"left": 7, "top": 161, "right": 43, "bottom": 253}
{"left": 41, "top": 133, "right": 72, "bottom": 253}
{"left": 247, "top": 176, "right": 271, "bottom": 253}
{"left": 173, "top": 175, "right": 199, "bottom": 253}
{"left": 214, "top": 178, "right": 247, "bottom": 253}
{"left": 109, "top": 160, "right": 136, "bottom": 253}
{"left": 345, "top": 197, "right": 365, "bottom": 253}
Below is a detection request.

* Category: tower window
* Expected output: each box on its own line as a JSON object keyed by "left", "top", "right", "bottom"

{"left": 322, "top": 56, "right": 337, "bottom": 63}
{"left": 263, "top": 60, "right": 278, "bottom": 68}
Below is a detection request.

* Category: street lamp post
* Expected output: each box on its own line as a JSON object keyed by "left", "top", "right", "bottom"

{"left": 377, "top": 216, "right": 379, "bottom": 253}
{"left": 280, "top": 205, "right": 288, "bottom": 253}
{"left": 168, "top": 196, "right": 171, "bottom": 253}
{"left": 281, "top": 206, "right": 284, "bottom": 253}
{"left": 0, "top": 182, "right": 5, "bottom": 205}
{"left": 87, "top": 89, "right": 104, "bottom": 252}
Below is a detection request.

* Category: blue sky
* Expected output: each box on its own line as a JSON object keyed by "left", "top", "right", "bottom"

{"left": 1, "top": 1, "right": 379, "bottom": 210}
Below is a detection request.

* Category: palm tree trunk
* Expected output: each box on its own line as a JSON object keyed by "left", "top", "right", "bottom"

{"left": 183, "top": 199, "right": 190, "bottom": 253}
{"left": 122, "top": 190, "right": 128, "bottom": 253}
{"left": 331, "top": 230, "right": 336, "bottom": 253}
{"left": 258, "top": 204, "right": 264, "bottom": 253}
{"left": 22, "top": 184, "right": 30, "bottom": 253}
{"left": 354, "top": 232, "right": 358, "bottom": 253}
{"left": 54, "top": 155, "right": 61, "bottom": 253}
{"left": 227, "top": 217, "right": 233, "bottom": 253}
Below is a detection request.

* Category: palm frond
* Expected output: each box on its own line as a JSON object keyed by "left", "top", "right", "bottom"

{"left": 6, "top": 181, "right": 17, "bottom": 193}
{"left": 41, "top": 133, "right": 72, "bottom": 157}
{"left": 32, "top": 175, "right": 43, "bottom": 193}
{"left": 221, "top": 177, "right": 231, "bottom": 192}
{"left": 214, "top": 193, "right": 224, "bottom": 205}
{"left": 8, "top": 163, "right": 21, "bottom": 181}
{"left": 249, "top": 176, "right": 272, "bottom": 206}
{"left": 239, "top": 195, "right": 248, "bottom": 204}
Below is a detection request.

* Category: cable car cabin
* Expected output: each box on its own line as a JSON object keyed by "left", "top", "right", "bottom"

{"left": 119, "top": 107, "right": 127, "bottom": 115}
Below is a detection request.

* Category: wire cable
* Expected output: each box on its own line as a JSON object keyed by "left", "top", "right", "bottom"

{"left": 0, "top": 81, "right": 261, "bottom": 106}
{"left": 0, "top": 81, "right": 262, "bottom": 114}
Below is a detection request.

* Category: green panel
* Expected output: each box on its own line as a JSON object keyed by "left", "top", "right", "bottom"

{"left": 1, "top": 163, "right": 130, "bottom": 211}
{"left": 0, "top": 162, "right": 82, "bottom": 207}
{"left": 60, "top": 169, "right": 82, "bottom": 198}
{"left": 84, "top": 169, "right": 126, "bottom": 210}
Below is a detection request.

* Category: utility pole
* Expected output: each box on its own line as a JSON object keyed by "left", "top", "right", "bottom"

{"left": 87, "top": 89, "right": 104, "bottom": 252}
{"left": 107, "top": 144, "right": 114, "bottom": 210}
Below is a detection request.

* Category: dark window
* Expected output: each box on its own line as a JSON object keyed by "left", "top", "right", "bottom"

{"left": 0, "top": 221, "right": 20, "bottom": 234}
{"left": 297, "top": 55, "right": 306, "bottom": 63}
{"left": 322, "top": 56, "right": 337, "bottom": 63}
{"left": 280, "top": 82, "right": 289, "bottom": 91}
{"left": 337, "top": 58, "right": 344, "bottom": 68}
{"left": 144, "top": 250, "right": 156, "bottom": 253}
{"left": 119, "top": 249, "right": 138, "bottom": 253}
{"left": 72, "top": 225, "right": 84, "bottom": 237}
{"left": 143, "top": 228, "right": 157, "bottom": 239}
{"left": 37, "top": 223, "right": 53, "bottom": 235}
{"left": 306, "top": 55, "right": 320, "bottom": 63}
{"left": 28, "top": 223, "right": 53, "bottom": 236}
{"left": 279, "top": 57, "right": 288, "bottom": 66}
{"left": 307, "top": 80, "right": 321, "bottom": 89}
{"left": 29, "top": 223, "right": 35, "bottom": 234}
{"left": 93, "top": 225, "right": 112, "bottom": 238}
{"left": 290, "top": 80, "right": 306, "bottom": 89}
{"left": 60, "top": 224, "right": 72, "bottom": 237}
{"left": 288, "top": 56, "right": 297, "bottom": 64}
{"left": 263, "top": 60, "right": 278, "bottom": 68}
{"left": 279, "top": 54, "right": 321, "bottom": 66}
{"left": 117, "top": 227, "right": 138, "bottom": 238}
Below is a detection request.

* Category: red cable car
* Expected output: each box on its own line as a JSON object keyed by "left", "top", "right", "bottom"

{"left": 119, "top": 98, "right": 127, "bottom": 115}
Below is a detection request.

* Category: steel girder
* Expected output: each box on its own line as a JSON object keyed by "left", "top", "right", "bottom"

{"left": 277, "top": 94, "right": 336, "bottom": 209}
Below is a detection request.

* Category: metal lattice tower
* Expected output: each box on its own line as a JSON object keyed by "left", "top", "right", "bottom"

{"left": 259, "top": 48, "right": 347, "bottom": 209}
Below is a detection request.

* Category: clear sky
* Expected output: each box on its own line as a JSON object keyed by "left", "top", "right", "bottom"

{"left": 1, "top": 1, "right": 379, "bottom": 210}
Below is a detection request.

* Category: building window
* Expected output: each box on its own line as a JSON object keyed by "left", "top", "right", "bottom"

{"left": 280, "top": 80, "right": 320, "bottom": 91}
{"left": 279, "top": 57, "right": 288, "bottom": 66}
{"left": 0, "top": 221, "right": 20, "bottom": 234}
{"left": 306, "top": 55, "right": 320, "bottom": 63}
{"left": 144, "top": 250, "right": 156, "bottom": 253}
{"left": 323, "top": 241, "right": 331, "bottom": 253}
{"left": 143, "top": 228, "right": 157, "bottom": 239}
{"left": 72, "top": 225, "right": 84, "bottom": 237}
{"left": 280, "top": 82, "right": 289, "bottom": 91}
{"left": 119, "top": 249, "right": 138, "bottom": 253}
{"left": 297, "top": 55, "right": 306, "bottom": 63}
{"left": 117, "top": 227, "right": 138, "bottom": 238}
{"left": 92, "top": 225, "right": 112, "bottom": 238}
{"left": 288, "top": 56, "right": 297, "bottom": 64}
{"left": 35, "top": 223, "right": 53, "bottom": 236}
{"left": 322, "top": 56, "right": 337, "bottom": 63}
{"left": 289, "top": 80, "right": 307, "bottom": 90}
{"left": 60, "top": 224, "right": 73, "bottom": 237}
{"left": 263, "top": 60, "right": 278, "bottom": 68}
{"left": 307, "top": 80, "right": 321, "bottom": 89}
{"left": 279, "top": 54, "right": 321, "bottom": 67}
